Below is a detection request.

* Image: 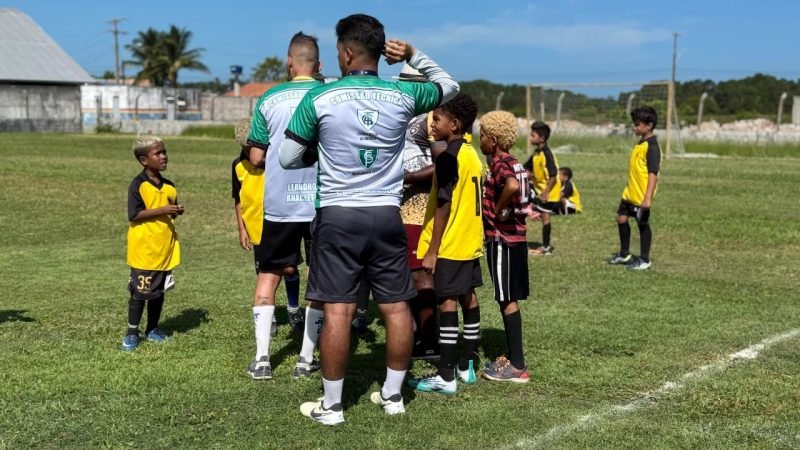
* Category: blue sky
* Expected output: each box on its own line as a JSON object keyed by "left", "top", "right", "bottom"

{"left": 6, "top": 0, "right": 799, "bottom": 85}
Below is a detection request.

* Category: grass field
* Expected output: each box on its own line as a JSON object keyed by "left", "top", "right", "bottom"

{"left": 1, "top": 133, "right": 799, "bottom": 449}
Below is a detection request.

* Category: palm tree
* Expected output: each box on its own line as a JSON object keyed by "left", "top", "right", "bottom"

{"left": 161, "top": 25, "right": 209, "bottom": 86}
{"left": 125, "top": 28, "right": 167, "bottom": 86}
{"left": 125, "top": 26, "right": 209, "bottom": 86}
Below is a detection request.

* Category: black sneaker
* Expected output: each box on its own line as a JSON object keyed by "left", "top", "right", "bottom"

{"left": 288, "top": 307, "right": 305, "bottom": 332}
{"left": 292, "top": 357, "right": 320, "bottom": 379}
{"left": 608, "top": 252, "right": 633, "bottom": 265}
{"left": 352, "top": 312, "right": 368, "bottom": 333}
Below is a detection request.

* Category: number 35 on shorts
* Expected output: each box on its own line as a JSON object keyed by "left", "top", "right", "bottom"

{"left": 128, "top": 269, "right": 175, "bottom": 300}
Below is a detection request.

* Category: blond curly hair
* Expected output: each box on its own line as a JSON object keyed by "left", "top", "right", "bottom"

{"left": 234, "top": 118, "right": 252, "bottom": 147}
{"left": 132, "top": 136, "right": 164, "bottom": 160}
{"left": 479, "top": 111, "right": 518, "bottom": 150}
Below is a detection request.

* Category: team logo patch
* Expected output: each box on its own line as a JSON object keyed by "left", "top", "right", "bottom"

{"left": 358, "top": 148, "right": 379, "bottom": 169}
{"left": 358, "top": 109, "right": 379, "bottom": 131}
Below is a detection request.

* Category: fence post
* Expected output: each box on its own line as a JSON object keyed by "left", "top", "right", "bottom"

{"left": 777, "top": 92, "right": 788, "bottom": 130}
{"left": 495, "top": 91, "right": 504, "bottom": 110}
{"left": 555, "top": 92, "right": 565, "bottom": 128}
{"left": 625, "top": 93, "right": 636, "bottom": 117}
{"left": 697, "top": 92, "right": 708, "bottom": 126}
{"left": 666, "top": 80, "right": 674, "bottom": 158}
{"left": 526, "top": 85, "right": 531, "bottom": 154}
{"left": 540, "top": 102, "right": 545, "bottom": 122}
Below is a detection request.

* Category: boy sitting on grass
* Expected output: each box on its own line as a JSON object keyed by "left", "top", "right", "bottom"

{"left": 558, "top": 167, "right": 583, "bottom": 215}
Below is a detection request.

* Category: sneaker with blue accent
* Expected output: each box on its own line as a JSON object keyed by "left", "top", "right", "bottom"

{"left": 482, "top": 358, "right": 530, "bottom": 383}
{"left": 120, "top": 333, "right": 139, "bottom": 352}
{"left": 409, "top": 374, "right": 457, "bottom": 395}
{"left": 300, "top": 399, "right": 344, "bottom": 426}
{"left": 626, "top": 257, "right": 652, "bottom": 271}
{"left": 608, "top": 252, "right": 633, "bottom": 265}
{"left": 146, "top": 328, "right": 170, "bottom": 343}
{"left": 457, "top": 360, "right": 477, "bottom": 384}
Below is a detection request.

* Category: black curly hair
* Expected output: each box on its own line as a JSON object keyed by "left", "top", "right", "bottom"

{"left": 438, "top": 92, "right": 478, "bottom": 134}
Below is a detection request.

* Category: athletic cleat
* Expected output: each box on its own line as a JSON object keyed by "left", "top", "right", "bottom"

{"left": 608, "top": 252, "right": 633, "bottom": 265}
{"left": 482, "top": 358, "right": 530, "bottom": 383}
{"left": 120, "top": 333, "right": 139, "bottom": 352}
{"left": 457, "top": 360, "right": 477, "bottom": 384}
{"left": 529, "top": 245, "right": 553, "bottom": 256}
{"left": 247, "top": 356, "right": 273, "bottom": 380}
{"left": 370, "top": 391, "right": 405, "bottom": 415}
{"left": 300, "top": 399, "right": 344, "bottom": 426}
{"left": 352, "top": 315, "right": 368, "bottom": 334}
{"left": 288, "top": 307, "right": 305, "bottom": 332}
{"left": 484, "top": 355, "right": 509, "bottom": 371}
{"left": 409, "top": 374, "right": 457, "bottom": 395}
{"left": 271, "top": 315, "right": 278, "bottom": 337}
{"left": 626, "top": 257, "right": 652, "bottom": 271}
{"left": 145, "top": 328, "right": 170, "bottom": 343}
{"left": 291, "top": 357, "right": 320, "bottom": 379}
{"left": 411, "top": 341, "right": 440, "bottom": 360}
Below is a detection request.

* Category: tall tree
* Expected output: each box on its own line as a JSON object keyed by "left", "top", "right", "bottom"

{"left": 125, "top": 26, "right": 209, "bottom": 86}
{"left": 252, "top": 57, "right": 286, "bottom": 82}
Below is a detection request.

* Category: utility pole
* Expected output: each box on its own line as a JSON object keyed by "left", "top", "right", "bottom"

{"left": 666, "top": 32, "right": 680, "bottom": 157}
{"left": 108, "top": 18, "right": 127, "bottom": 84}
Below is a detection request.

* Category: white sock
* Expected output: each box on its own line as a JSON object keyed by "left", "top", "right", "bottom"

{"left": 299, "top": 307, "right": 324, "bottom": 363}
{"left": 252, "top": 305, "right": 275, "bottom": 360}
{"left": 322, "top": 377, "right": 343, "bottom": 409}
{"left": 381, "top": 367, "right": 406, "bottom": 399}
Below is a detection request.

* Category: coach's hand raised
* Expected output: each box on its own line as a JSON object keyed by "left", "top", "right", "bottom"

{"left": 383, "top": 39, "right": 415, "bottom": 65}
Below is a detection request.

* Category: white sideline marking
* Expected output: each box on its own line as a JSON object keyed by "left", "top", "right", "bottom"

{"left": 507, "top": 328, "right": 800, "bottom": 449}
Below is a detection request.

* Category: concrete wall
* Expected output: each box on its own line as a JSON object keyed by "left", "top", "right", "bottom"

{"left": 80, "top": 85, "right": 203, "bottom": 125}
{"left": 85, "top": 119, "right": 234, "bottom": 136}
{"left": 200, "top": 95, "right": 256, "bottom": 122}
{"left": 0, "top": 84, "right": 82, "bottom": 132}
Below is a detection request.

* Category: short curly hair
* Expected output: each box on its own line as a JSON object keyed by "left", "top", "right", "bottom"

{"left": 234, "top": 118, "right": 251, "bottom": 147}
{"left": 480, "top": 111, "right": 518, "bottom": 150}
{"left": 132, "top": 136, "right": 164, "bottom": 160}
{"left": 438, "top": 92, "right": 478, "bottom": 134}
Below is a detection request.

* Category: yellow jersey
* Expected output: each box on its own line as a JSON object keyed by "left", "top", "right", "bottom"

{"left": 127, "top": 171, "right": 180, "bottom": 271}
{"left": 622, "top": 136, "right": 661, "bottom": 206}
{"left": 418, "top": 138, "right": 484, "bottom": 261}
{"left": 562, "top": 180, "right": 583, "bottom": 212}
{"left": 528, "top": 146, "right": 561, "bottom": 202}
{"left": 232, "top": 152, "right": 265, "bottom": 244}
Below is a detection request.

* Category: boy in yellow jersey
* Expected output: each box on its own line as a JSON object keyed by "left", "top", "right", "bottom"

{"left": 524, "top": 121, "right": 561, "bottom": 256}
{"left": 230, "top": 119, "right": 279, "bottom": 347}
{"left": 558, "top": 167, "right": 583, "bottom": 215}
{"left": 411, "top": 92, "right": 483, "bottom": 395}
{"left": 122, "top": 137, "right": 184, "bottom": 351}
{"left": 608, "top": 106, "right": 661, "bottom": 271}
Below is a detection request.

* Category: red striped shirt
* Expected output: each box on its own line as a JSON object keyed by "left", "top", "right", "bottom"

{"left": 483, "top": 153, "right": 528, "bottom": 244}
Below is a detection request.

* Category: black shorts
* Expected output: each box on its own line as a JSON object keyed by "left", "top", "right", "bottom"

{"left": 485, "top": 241, "right": 529, "bottom": 302}
{"left": 617, "top": 200, "right": 651, "bottom": 224}
{"left": 434, "top": 258, "right": 483, "bottom": 298}
{"left": 253, "top": 220, "right": 312, "bottom": 272}
{"left": 560, "top": 200, "right": 579, "bottom": 215}
{"left": 532, "top": 196, "right": 560, "bottom": 214}
{"left": 128, "top": 269, "right": 174, "bottom": 301}
{"left": 306, "top": 206, "right": 416, "bottom": 304}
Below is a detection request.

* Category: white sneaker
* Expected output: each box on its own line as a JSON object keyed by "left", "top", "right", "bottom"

{"left": 370, "top": 391, "right": 405, "bottom": 415}
{"left": 409, "top": 374, "right": 457, "bottom": 395}
{"left": 300, "top": 399, "right": 344, "bottom": 426}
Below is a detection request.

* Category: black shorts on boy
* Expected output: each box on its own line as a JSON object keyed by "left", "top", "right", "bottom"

{"left": 433, "top": 258, "right": 482, "bottom": 298}
{"left": 129, "top": 269, "right": 175, "bottom": 301}
{"left": 617, "top": 200, "right": 650, "bottom": 224}
{"left": 306, "top": 206, "right": 416, "bottom": 303}
{"left": 485, "top": 241, "right": 529, "bottom": 302}
{"left": 253, "top": 220, "right": 312, "bottom": 273}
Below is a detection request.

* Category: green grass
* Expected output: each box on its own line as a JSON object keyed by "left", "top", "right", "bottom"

{"left": 514, "top": 135, "right": 800, "bottom": 158}
{"left": 1, "top": 133, "right": 799, "bottom": 449}
{"left": 181, "top": 124, "right": 236, "bottom": 139}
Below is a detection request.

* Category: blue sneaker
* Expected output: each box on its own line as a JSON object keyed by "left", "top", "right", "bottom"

{"left": 146, "top": 328, "right": 170, "bottom": 343}
{"left": 409, "top": 374, "right": 457, "bottom": 395}
{"left": 458, "top": 360, "right": 477, "bottom": 384}
{"left": 121, "top": 333, "right": 139, "bottom": 352}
